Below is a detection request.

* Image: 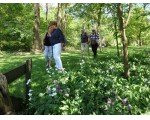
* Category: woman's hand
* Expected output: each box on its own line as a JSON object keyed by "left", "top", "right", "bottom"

{"left": 47, "top": 26, "right": 53, "bottom": 36}
{"left": 47, "top": 31, "right": 51, "bottom": 37}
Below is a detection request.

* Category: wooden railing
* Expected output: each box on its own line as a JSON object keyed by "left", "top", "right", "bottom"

{"left": 0, "top": 59, "right": 32, "bottom": 114}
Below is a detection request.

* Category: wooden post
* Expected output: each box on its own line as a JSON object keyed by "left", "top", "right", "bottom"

{"left": 1, "top": 59, "right": 32, "bottom": 114}
{"left": 0, "top": 74, "right": 13, "bottom": 114}
{"left": 25, "top": 59, "right": 32, "bottom": 111}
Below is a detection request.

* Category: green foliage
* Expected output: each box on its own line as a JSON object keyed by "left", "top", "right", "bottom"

{"left": 27, "top": 47, "right": 149, "bottom": 115}
{"left": 0, "top": 3, "right": 34, "bottom": 51}
{"left": 1, "top": 3, "right": 150, "bottom": 51}
{"left": 1, "top": 47, "right": 149, "bottom": 115}
{"left": 126, "top": 5, "right": 150, "bottom": 46}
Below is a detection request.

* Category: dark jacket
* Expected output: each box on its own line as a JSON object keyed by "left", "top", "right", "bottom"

{"left": 44, "top": 28, "right": 66, "bottom": 46}
{"left": 81, "top": 33, "right": 88, "bottom": 43}
{"left": 43, "top": 32, "right": 51, "bottom": 46}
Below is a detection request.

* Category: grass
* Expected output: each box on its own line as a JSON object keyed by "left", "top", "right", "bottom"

{"left": 0, "top": 46, "right": 150, "bottom": 114}
{"left": 0, "top": 46, "right": 149, "bottom": 96}
{"left": 0, "top": 49, "right": 82, "bottom": 98}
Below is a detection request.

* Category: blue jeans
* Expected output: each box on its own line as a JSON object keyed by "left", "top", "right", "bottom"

{"left": 44, "top": 43, "right": 63, "bottom": 69}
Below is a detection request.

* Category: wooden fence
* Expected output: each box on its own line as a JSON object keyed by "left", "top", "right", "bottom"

{"left": 0, "top": 59, "right": 32, "bottom": 114}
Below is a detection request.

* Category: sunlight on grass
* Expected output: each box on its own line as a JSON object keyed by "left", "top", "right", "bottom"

{"left": 0, "top": 46, "right": 150, "bottom": 115}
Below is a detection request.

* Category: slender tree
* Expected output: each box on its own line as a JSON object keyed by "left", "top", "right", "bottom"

{"left": 57, "top": 3, "right": 61, "bottom": 27}
{"left": 56, "top": 3, "right": 68, "bottom": 35}
{"left": 114, "top": 17, "right": 120, "bottom": 57}
{"left": 33, "top": 3, "right": 42, "bottom": 51}
{"left": 117, "top": 3, "right": 132, "bottom": 78}
{"left": 108, "top": 4, "right": 120, "bottom": 56}
{"left": 46, "top": 3, "right": 48, "bottom": 21}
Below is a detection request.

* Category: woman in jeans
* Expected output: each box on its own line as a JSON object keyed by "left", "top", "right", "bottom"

{"left": 43, "top": 21, "right": 66, "bottom": 71}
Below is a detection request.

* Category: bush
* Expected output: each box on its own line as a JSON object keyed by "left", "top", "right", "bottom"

{"left": 1, "top": 39, "right": 32, "bottom": 52}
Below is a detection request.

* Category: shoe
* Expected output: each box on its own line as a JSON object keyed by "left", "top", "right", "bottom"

{"left": 49, "top": 66, "right": 52, "bottom": 69}
{"left": 46, "top": 64, "right": 52, "bottom": 68}
{"left": 46, "top": 65, "right": 49, "bottom": 68}
{"left": 56, "top": 68, "right": 65, "bottom": 72}
{"left": 46, "top": 65, "right": 52, "bottom": 71}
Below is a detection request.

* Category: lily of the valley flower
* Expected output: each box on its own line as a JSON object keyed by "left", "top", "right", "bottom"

{"left": 26, "top": 79, "right": 31, "bottom": 85}
{"left": 107, "top": 98, "right": 112, "bottom": 105}
{"left": 122, "top": 98, "right": 128, "bottom": 106}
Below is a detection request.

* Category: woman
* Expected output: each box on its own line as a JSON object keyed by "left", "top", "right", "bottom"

{"left": 89, "top": 29, "right": 99, "bottom": 59}
{"left": 43, "top": 25, "right": 52, "bottom": 69}
{"left": 81, "top": 29, "right": 89, "bottom": 57}
{"left": 43, "top": 21, "right": 66, "bottom": 71}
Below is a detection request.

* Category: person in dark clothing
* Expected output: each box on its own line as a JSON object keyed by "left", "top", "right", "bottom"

{"left": 43, "top": 21, "right": 66, "bottom": 71}
{"left": 81, "top": 29, "right": 89, "bottom": 57}
{"left": 89, "top": 29, "right": 99, "bottom": 59}
{"left": 43, "top": 25, "right": 53, "bottom": 69}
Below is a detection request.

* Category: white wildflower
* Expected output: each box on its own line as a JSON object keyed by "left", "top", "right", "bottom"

{"left": 107, "top": 98, "right": 112, "bottom": 105}
{"left": 51, "top": 92, "right": 57, "bottom": 96}
{"left": 26, "top": 79, "right": 31, "bottom": 85}
{"left": 52, "top": 87, "right": 56, "bottom": 92}
{"left": 28, "top": 93, "right": 32, "bottom": 97}
{"left": 128, "top": 104, "right": 132, "bottom": 110}
{"left": 46, "top": 86, "right": 51, "bottom": 94}
{"left": 29, "top": 97, "right": 32, "bottom": 101}
{"left": 65, "top": 93, "right": 69, "bottom": 97}
{"left": 39, "top": 93, "right": 45, "bottom": 97}
{"left": 46, "top": 68, "right": 49, "bottom": 71}
{"left": 29, "top": 89, "right": 33, "bottom": 92}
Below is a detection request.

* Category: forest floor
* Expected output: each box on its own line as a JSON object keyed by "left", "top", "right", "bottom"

{"left": 0, "top": 46, "right": 150, "bottom": 115}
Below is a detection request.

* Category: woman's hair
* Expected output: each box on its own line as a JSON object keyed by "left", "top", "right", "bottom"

{"left": 49, "top": 21, "right": 57, "bottom": 27}
{"left": 92, "top": 29, "right": 96, "bottom": 32}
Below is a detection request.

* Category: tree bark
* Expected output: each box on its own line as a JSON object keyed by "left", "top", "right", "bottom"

{"left": 114, "top": 18, "right": 120, "bottom": 57}
{"left": 97, "top": 6, "right": 102, "bottom": 51}
{"left": 117, "top": 3, "right": 130, "bottom": 79}
{"left": 33, "top": 3, "right": 41, "bottom": 51}
{"left": 138, "top": 30, "right": 142, "bottom": 46}
{"left": 46, "top": 3, "right": 48, "bottom": 21}
{"left": 57, "top": 3, "right": 62, "bottom": 29}
{"left": 57, "top": 3, "right": 67, "bottom": 34}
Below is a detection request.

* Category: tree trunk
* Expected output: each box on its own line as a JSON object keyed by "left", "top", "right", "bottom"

{"left": 138, "top": 30, "right": 142, "bottom": 46}
{"left": 57, "top": 3, "right": 62, "bottom": 29}
{"left": 46, "top": 3, "right": 48, "bottom": 21}
{"left": 117, "top": 3, "right": 130, "bottom": 79}
{"left": 33, "top": 3, "right": 41, "bottom": 51}
{"left": 57, "top": 3, "right": 67, "bottom": 34}
{"left": 114, "top": 18, "right": 120, "bottom": 57}
{"left": 97, "top": 6, "right": 102, "bottom": 51}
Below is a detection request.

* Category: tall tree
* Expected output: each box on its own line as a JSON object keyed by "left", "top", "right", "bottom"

{"left": 46, "top": 3, "right": 48, "bottom": 21}
{"left": 33, "top": 3, "right": 41, "bottom": 51}
{"left": 57, "top": 3, "right": 68, "bottom": 34}
{"left": 95, "top": 4, "right": 104, "bottom": 51}
{"left": 117, "top": 3, "right": 132, "bottom": 78}
{"left": 57, "top": 3, "right": 61, "bottom": 27}
{"left": 108, "top": 4, "right": 120, "bottom": 56}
